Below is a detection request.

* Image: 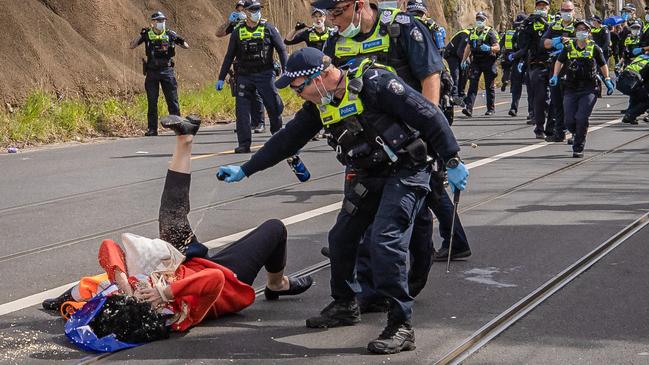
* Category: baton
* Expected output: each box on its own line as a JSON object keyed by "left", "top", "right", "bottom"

{"left": 446, "top": 189, "right": 461, "bottom": 273}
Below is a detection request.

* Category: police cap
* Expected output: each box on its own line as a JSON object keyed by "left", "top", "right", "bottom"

{"left": 311, "top": 7, "right": 326, "bottom": 16}
{"left": 535, "top": 0, "right": 550, "bottom": 5}
{"left": 574, "top": 19, "right": 591, "bottom": 30}
{"left": 276, "top": 47, "right": 328, "bottom": 89}
{"left": 150, "top": 11, "right": 167, "bottom": 21}
{"left": 476, "top": 11, "right": 488, "bottom": 21}
{"left": 311, "top": 0, "right": 347, "bottom": 10}
{"left": 629, "top": 19, "right": 642, "bottom": 28}
{"left": 622, "top": 3, "right": 636, "bottom": 12}
{"left": 243, "top": 0, "right": 263, "bottom": 10}
{"left": 407, "top": 0, "right": 428, "bottom": 13}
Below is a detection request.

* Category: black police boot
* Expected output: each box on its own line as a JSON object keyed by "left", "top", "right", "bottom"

{"left": 567, "top": 137, "right": 574, "bottom": 145}
{"left": 484, "top": 110, "right": 495, "bottom": 116}
{"left": 545, "top": 134, "right": 565, "bottom": 142}
{"left": 526, "top": 115, "right": 535, "bottom": 125}
{"left": 572, "top": 151, "right": 584, "bottom": 158}
{"left": 500, "top": 81, "right": 508, "bottom": 92}
{"left": 306, "top": 299, "right": 361, "bottom": 328}
{"left": 534, "top": 131, "right": 545, "bottom": 139}
{"left": 622, "top": 116, "right": 639, "bottom": 125}
{"left": 161, "top": 115, "right": 201, "bottom": 136}
{"left": 461, "top": 108, "right": 472, "bottom": 117}
{"left": 264, "top": 276, "right": 314, "bottom": 300}
{"left": 433, "top": 247, "right": 472, "bottom": 262}
{"left": 234, "top": 146, "right": 251, "bottom": 154}
{"left": 144, "top": 129, "right": 158, "bottom": 136}
{"left": 42, "top": 288, "right": 73, "bottom": 311}
{"left": 508, "top": 109, "right": 517, "bottom": 117}
{"left": 359, "top": 298, "right": 391, "bottom": 314}
{"left": 253, "top": 123, "right": 266, "bottom": 134}
{"left": 367, "top": 319, "right": 416, "bottom": 354}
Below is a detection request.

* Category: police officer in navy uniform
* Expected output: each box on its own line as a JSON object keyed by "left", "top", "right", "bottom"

{"left": 217, "top": 0, "right": 288, "bottom": 153}
{"left": 216, "top": 0, "right": 266, "bottom": 134}
{"left": 444, "top": 27, "right": 473, "bottom": 105}
{"left": 621, "top": 20, "right": 644, "bottom": 66}
{"left": 620, "top": 55, "right": 649, "bottom": 124}
{"left": 589, "top": 16, "right": 611, "bottom": 61}
{"left": 130, "top": 11, "right": 189, "bottom": 136}
{"left": 549, "top": 19, "right": 614, "bottom": 157}
{"left": 217, "top": 47, "right": 469, "bottom": 354}
{"left": 284, "top": 8, "right": 333, "bottom": 51}
{"left": 461, "top": 12, "right": 500, "bottom": 117}
{"left": 502, "top": 14, "right": 530, "bottom": 117}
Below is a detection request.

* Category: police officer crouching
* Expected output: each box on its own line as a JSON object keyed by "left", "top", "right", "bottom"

{"left": 130, "top": 12, "right": 189, "bottom": 136}
{"left": 217, "top": 0, "right": 288, "bottom": 153}
{"left": 461, "top": 12, "right": 500, "bottom": 117}
{"left": 217, "top": 47, "right": 468, "bottom": 354}
{"left": 549, "top": 19, "right": 614, "bottom": 158}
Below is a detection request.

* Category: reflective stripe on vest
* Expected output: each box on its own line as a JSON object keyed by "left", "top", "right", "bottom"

{"left": 626, "top": 56, "right": 649, "bottom": 73}
{"left": 533, "top": 21, "right": 545, "bottom": 31}
{"left": 451, "top": 28, "right": 471, "bottom": 39}
{"left": 591, "top": 27, "right": 602, "bottom": 34}
{"left": 147, "top": 29, "right": 169, "bottom": 42}
{"left": 504, "top": 29, "right": 516, "bottom": 50}
{"left": 567, "top": 40, "right": 595, "bottom": 59}
{"left": 551, "top": 21, "right": 575, "bottom": 33}
{"left": 469, "top": 26, "right": 493, "bottom": 43}
{"left": 334, "top": 8, "right": 399, "bottom": 59}
{"left": 239, "top": 24, "right": 265, "bottom": 40}
{"left": 309, "top": 30, "right": 330, "bottom": 43}
{"left": 625, "top": 35, "right": 640, "bottom": 47}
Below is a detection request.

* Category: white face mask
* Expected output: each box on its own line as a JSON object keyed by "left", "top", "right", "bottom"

{"left": 576, "top": 31, "right": 589, "bottom": 41}
{"left": 314, "top": 77, "right": 333, "bottom": 105}
{"left": 476, "top": 20, "right": 486, "bottom": 28}
{"left": 314, "top": 20, "right": 325, "bottom": 28}
{"left": 560, "top": 11, "right": 573, "bottom": 21}
{"left": 155, "top": 22, "right": 165, "bottom": 32}
{"left": 632, "top": 28, "right": 641, "bottom": 36}
{"left": 340, "top": 2, "right": 361, "bottom": 38}
{"left": 534, "top": 9, "right": 548, "bottom": 17}
{"left": 645, "top": 14, "right": 649, "bottom": 22}
{"left": 249, "top": 11, "right": 261, "bottom": 22}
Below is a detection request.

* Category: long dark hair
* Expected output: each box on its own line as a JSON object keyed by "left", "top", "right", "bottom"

{"left": 90, "top": 295, "right": 170, "bottom": 344}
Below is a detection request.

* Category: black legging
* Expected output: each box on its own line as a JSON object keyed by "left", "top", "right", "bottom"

{"left": 158, "top": 170, "right": 287, "bottom": 286}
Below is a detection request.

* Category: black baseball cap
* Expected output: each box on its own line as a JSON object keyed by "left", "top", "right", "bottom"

{"left": 276, "top": 47, "right": 328, "bottom": 89}
{"left": 535, "top": 0, "right": 550, "bottom": 5}
{"left": 407, "top": 0, "right": 428, "bottom": 13}
{"left": 243, "top": 0, "right": 262, "bottom": 10}
{"left": 574, "top": 19, "right": 591, "bottom": 30}
{"left": 311, "top": 0, "right": 349, "bottom": 10}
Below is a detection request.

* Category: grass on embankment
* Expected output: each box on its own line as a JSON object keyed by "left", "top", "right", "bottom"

{"left": 0, "top": 85, "right": 304, "bottom": 149}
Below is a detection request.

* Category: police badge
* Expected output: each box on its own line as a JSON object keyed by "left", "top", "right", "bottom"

{"left": 410, "top": 28, "right": 423, "bottom": 42}
{"left": 387, "top": 79, "right": 405, "bottom": 95}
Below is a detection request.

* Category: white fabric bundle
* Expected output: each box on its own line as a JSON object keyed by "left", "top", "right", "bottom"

{"left": 121, "top": 233, "right": 185, "bottom": 277}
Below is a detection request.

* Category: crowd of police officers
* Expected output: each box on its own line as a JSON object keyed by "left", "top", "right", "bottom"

{"left": 129, "top": 0, "right": 649, "bottom": 355}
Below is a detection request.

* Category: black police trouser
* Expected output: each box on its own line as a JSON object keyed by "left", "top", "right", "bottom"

{"left": 235, "top": 69, "right": 284, "bottom": 148}
{"left": 447, "top": 56, "right": 468, "bottom": 97}
{"left": 145, "top": 67, "right": 180, "bottom": 132}
{"left": 465, "top": 60, "right": 497, "bottom": 112}
{"left": 549, "top": 81, "right": 565, "bottom": 137}
{"left": 329, "top": 166, "right": 430, "bottom": 323}
{"left": 624, "top": 87, "right": 649, "bottom": 121}
{"left": 501, "top": 59, "right": 513, "bottom": 86}
{"left": 510, "top": 63, "right": 526, "bottom": 112}
{"left": 524, "top": 69, "right": 534, "bottom": 118}
{"left": 528, "top": 66, "right": 552, "bottom": 134}
{"left": 563, "top": 89, "right": 597, "bottom": 153}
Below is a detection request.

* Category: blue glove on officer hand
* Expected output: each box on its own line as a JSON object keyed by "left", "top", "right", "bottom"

{"left": 517, "top": 61, "right": 524, "bottom": 73}
{"left": 215, "top": 80, "right": 225, "bottom": 91}
{"left": 228, "top": 11, "right": 243, "bottom": 23}
{"left": 461, "top": 60, "right": 469, "bottom": 70}
{"left": 632, "top": 47, "right": 644, "bottom": 56}
{"left": 605, "top": 79, "right": 615, "bottom": 95}
{"left": 217, "top": 165, "right": 246, "bottom": 183}
{"left": 549, "top": 75, "right": 559, "bottom": 86}
{"left": 480, "top": 44, "right": 492, "bottom": 52}
{"left": 552, "top": 36, "right": 564, "bottom": 50}
{"left": 447, "top": 163, "right": 469, "bottom": 193}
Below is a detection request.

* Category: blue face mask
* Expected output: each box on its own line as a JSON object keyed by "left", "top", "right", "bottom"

{"left": 576, "top": 31, "right": 589, "bottom": 41}
{"left": 249, "top": 11, "right": 261, "bottom": 22}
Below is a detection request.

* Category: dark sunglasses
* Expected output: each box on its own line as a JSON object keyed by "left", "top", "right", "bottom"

{"left": 327, "top": 2, "right": 354, "bottom": 18}
{"left": 290, "top": 72, "right": 321, "bottom": 94}
{"left": 247, "top": 6, "right": 261, "bottom": 12}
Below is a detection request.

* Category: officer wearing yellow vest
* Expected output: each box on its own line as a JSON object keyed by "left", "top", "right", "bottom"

{"left": 461, "top": 12, "right": 501, "bottom": 117}
{"left": 589, "top": 16, "right": 611, "bottom": 61}
{"left": 618, "top": 54, "right": 649, "bottom": 124}
{"left": 130, "top": 12, "right": 189, "bottom": 136}
{"left": 618, "top": 3, "right": 643, "bottom": 49}
{"left": 549, "top": 19, "right": 613, "bottom": 157}
{"left": 284, "top": 8, "right": 333, "bottom": 51}
{"left": 501, "top": 14, "right": 530, "bottom": 118}
{"left": 499, "top": 18, "right": 520, "bottom": 93}
{"left": 217, "top": 47, "right": 468, "bottom": 354}
{"left": 622, "top": 20, "right": 644, "bottom": 66}
{"left": 542, "top": 0, "right": 576, "bottom": 143}
{"left": 444, "top": 27, "right": 473, "bottom": 105}
{"left": 217, "top": 0, "right": 288, "bottom": 153}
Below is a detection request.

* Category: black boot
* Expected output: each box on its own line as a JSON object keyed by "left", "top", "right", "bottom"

{"left": 264, "top": 276, "right": 313, "bottom": 300}
{"left": 306, "top": 299, "right": 361, "bottom": 328}
{"left": 367, "top": 319, "right": 416, "bottom": 354}
{"left": 433, "top": 247, "right": 472, "bottom": 262}
{"left": 358, "top": 297, "right": 391, "bottom": 314}
{"left": 161, "top": 115, "right": 201, "bottom": 135}
{"left": 42, "top": 288, "right": 73, "bottom": 311}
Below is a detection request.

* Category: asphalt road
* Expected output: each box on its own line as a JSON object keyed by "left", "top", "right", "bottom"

{"left": 0, "top": 91, "right": 647, "bottom": 365}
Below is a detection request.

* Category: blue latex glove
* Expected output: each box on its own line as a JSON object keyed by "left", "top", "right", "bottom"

{"left": 480, "top": 44, "right": 492, "bottom": 52}
{"left": 507, "top": 53, "right": 515, "bottom": 62}
{"left": 215, "top": 80, "right": 225, "bottom": 91}
{"left": 551, "top": 36, "right": 563, "bottom": 50}
{"left": 217, "top": 165, "right": 246, "bottom": 183}
{"left": 549, "top": 75, "right": 559, "bottom": 86}
{"left": 447, "top": 163, "right": 469, "bottom": 193}
{"left": 605, "top": 79, "right": 615, "bottom": 95}
{"left": 517, "top": 61, "right": 524, "bottom": 73}
{"left": 632, "top": 47, "right": 643, "bottom": 56}
{"left": 228, "top": 11, "right": 243, "bottom": 23}
{"left": 461, "top": 60, "right": 469, "bottom": 70}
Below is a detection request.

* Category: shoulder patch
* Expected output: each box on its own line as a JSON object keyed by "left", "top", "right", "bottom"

{"left": 381, "top": 10, "right": 393, "bottom": 24}
{"left": 395, "top": 14, "right": 411, "bottom": 25}
{"left": 387, "top": 78, "right": 405, "bottom": 95}
{"left": 410, "top": 28, "right": 424, "bottom": 42}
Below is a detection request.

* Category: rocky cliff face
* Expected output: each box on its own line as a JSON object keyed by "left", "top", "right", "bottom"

{"left": 0, "top": 0, "right": 641, "bottom": 104}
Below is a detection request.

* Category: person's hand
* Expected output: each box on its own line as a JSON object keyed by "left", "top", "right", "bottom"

{"left": 295, "top": 22, "right": 307, "bottom": 31}
{"left": 507, "top": 53, "right": 514, "bottom": 62}
{"left": 517, "top": 61, "right": 524, "bottom": 73}
{"left": 228, "top": 11, "right": 241, "bottom": 23}
{"left": 136, "top": 287, "right": 165, "bottom": 307}
{"left": 552, "top": 36, "right": 564, "bottom": 50}
{"left": 632, "top": 47, "right": 643, "bottom": 56}
{"left": 140, "top": 27, "right": 148, "bottom": 35}
{"left": 480, "top": 43, "right": 492, "bottom": 52}
{"left": 605, "top": 78, "right": 615, "bottom": 95}
{"left": 447, "top": 163, "right": 469, "bottom": 193}
{"left": 549, "top": 75, "right": 559, "bottom": 86}
{"left": 215, "top": 80, "right": 225, "bottom": 91}
{"left": 217, "top": 165, "right": 246, "bottom": 182}
{"left": 461, "top": 60, "right": 469, "bottom": 70}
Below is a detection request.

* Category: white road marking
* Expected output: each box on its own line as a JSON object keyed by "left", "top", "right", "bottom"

{"left": 0, "top": 118, "right": 623, "bottom": 317}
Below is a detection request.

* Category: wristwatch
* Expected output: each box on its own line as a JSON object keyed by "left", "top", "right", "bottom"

{"left": 446, "top": 156, "right": 462, "bottom": 169}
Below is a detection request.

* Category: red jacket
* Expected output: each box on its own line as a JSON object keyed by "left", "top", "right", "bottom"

{"left": 98, "top": 240, "right": 255, "bottom": 331}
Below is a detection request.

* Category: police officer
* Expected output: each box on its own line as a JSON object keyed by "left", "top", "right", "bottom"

{"left": 620, "top": 55, "right": 649, "bottom": 124}
{"left": 461, "top": 12, "right": 500, "bottom": 117}
{"left": 500, "top": 18, "right": 519, "bottom": 93}
{"left": 217, "top": 47, "right": 469, "bottom": 354}
{"left": 284, "top": 8, "right": 333, "bottom": 51}
{"left": 217, "top": 0, "right": 288, "bottom": 153}
{"left": 216, "top": 0, "right": 266, "bottom": 134}
{"left": 590, "top": 16, "right": 611, "bottom": 61}
{"left": 542, "top": 0, "right": 576, "bottom": 142}
{"left": 549, "top": 19, "right": 614, "bottom": 157}
{"left": 445, "top": 27, "right": 472, "bottom": 105}
{"left": 502, "top": 14, "right": 527, "bottom": 116}
{"left": 130, "top": 12, "right": 189, "bottom": 137}
{"left": 619, "top": 3, "right": 642, "bottom": 46}
{"left": 622, "top": 20, "right": 644, "bottom": 66}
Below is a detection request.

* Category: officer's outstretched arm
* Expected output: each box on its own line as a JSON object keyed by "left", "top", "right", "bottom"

{"left": 129, "top": 33, "right": 144, "bottom": 49}
{"left": 217, "top": 33, "right": 238, "bottom": 82}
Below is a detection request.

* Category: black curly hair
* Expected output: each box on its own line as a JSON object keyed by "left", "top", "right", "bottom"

{"left": 89, "top": 295, "right": 170, "bottom": 344}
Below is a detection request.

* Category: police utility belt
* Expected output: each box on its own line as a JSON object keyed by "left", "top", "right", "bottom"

{"left": 237, "top": 22, "right": 273, "bottom": 75}
{"left": 318, "top": 62, "right": 428, "bottom": 174}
